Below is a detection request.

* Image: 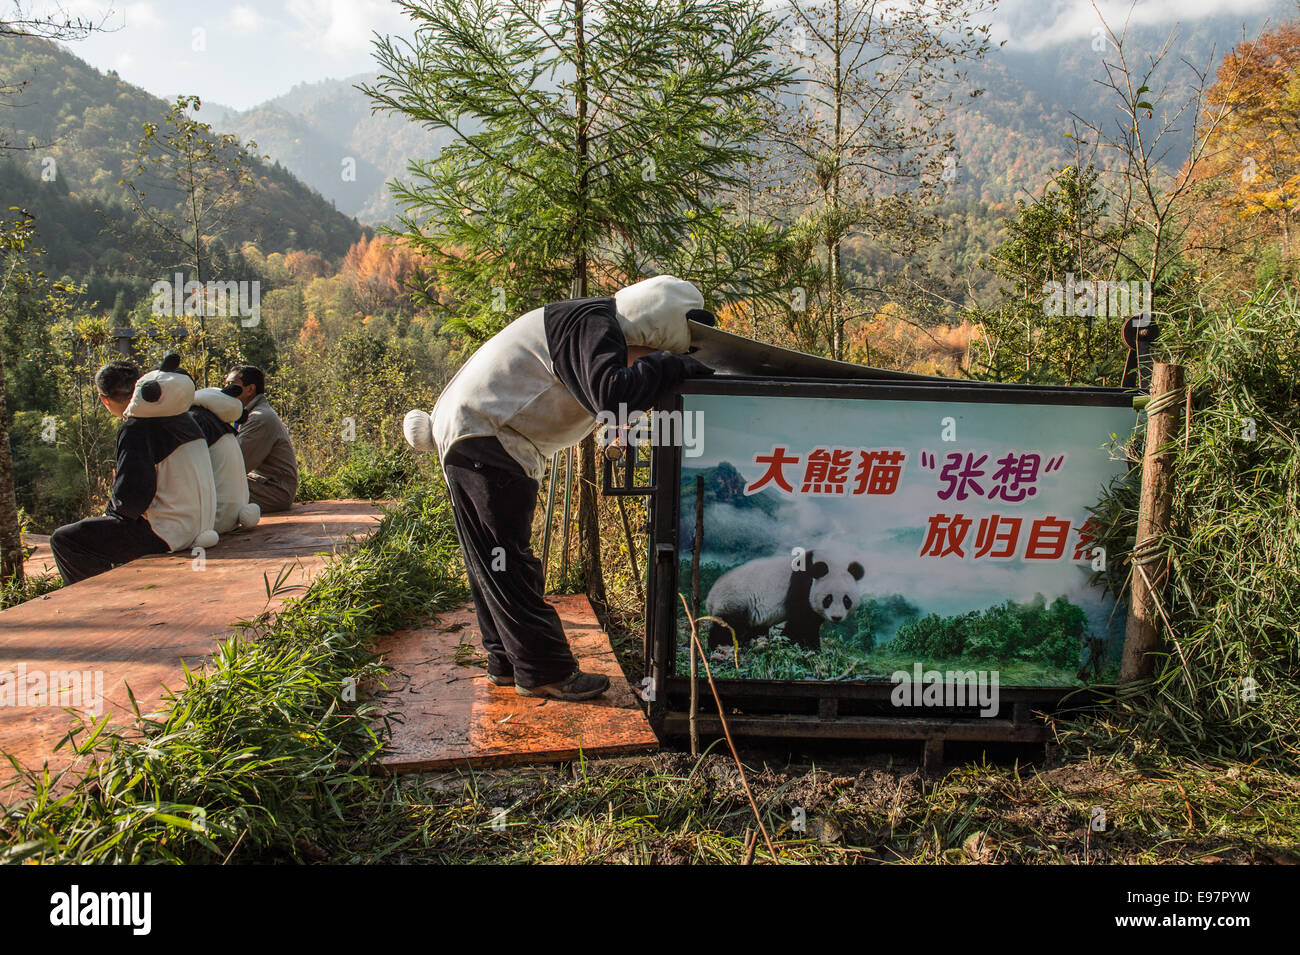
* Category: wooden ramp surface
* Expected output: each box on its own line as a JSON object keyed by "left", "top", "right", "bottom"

{"left": 20, "top": 534, "right": 55, "bottom": 578}
{"left": 0, "top": 500, "right": 383, "bottom": 785}
{"left": 374, "top": 594, "right": 658, "bottom": 772}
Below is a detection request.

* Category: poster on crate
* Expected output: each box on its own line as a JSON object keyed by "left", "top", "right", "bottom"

{"left": 676, "top": 390, "right": 1135, "bottom": 688}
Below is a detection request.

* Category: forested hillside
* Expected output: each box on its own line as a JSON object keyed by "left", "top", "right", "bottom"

{"left": 0, "top": 36, "right": 367, "bottom": 274}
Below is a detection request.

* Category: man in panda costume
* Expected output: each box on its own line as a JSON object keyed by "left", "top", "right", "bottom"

{"left": 50, "top": 354, "right": 220, "bottom": 585}
{"left": 190, "top": 385, "right": 262, "bottom": 533}
{"left": 404, "top": 275, "right": 716, "bottom": 701}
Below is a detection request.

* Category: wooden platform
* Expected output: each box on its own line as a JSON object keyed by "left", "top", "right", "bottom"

{"left": 373, "top": 594, "right": 658, "bottom": 772}
{"left": 0, "top": 500, "right": 383, "bottom": 785}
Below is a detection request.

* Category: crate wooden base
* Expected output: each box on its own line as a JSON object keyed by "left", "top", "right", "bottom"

{"left": 662, "top": 711, "right": 1051, "bottom": 772}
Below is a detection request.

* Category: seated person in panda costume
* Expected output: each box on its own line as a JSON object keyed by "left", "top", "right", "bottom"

{"left": 190, "top": 384, "right": 261, "bottom": 533}
{"left": 50, "top": 354, "right": 220, "bottom": 585}
{"left": 403, "top": 275, "right": 716, "bottom": 701}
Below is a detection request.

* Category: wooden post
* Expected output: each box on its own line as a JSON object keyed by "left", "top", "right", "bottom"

{"left": 1121, "top": 362, "right": 1184, "bottom": 682}
{"left": 689, "top": 476, "right": 704, "bottom": 756}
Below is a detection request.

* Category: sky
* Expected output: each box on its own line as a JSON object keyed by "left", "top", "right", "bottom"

{"left": 30, "top": 0, "right": 413, "bottom": 110}
{"left": 24, "top": 0, "right": 1281, "bottom": 112}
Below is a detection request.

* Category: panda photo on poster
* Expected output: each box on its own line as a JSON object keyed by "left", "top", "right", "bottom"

{"left": 677, "top": 391, "right": 1136, "bottom": 687}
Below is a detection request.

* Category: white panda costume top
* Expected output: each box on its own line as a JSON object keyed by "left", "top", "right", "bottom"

{"left": 403, "top": 275, "right": 715, "bottom": 479}
{"left": 191, "top": 386, "right": 261, "bottom": 533}
{"left": 120, "top": 354, "right": 220, "bottom": 552}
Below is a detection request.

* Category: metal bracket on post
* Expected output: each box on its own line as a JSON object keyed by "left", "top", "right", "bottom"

{"left": 1121, "top": 312, "right": 1160, "bottom": 393}
{"left": 600, "top": 417, "right": 656, "bottom": 496}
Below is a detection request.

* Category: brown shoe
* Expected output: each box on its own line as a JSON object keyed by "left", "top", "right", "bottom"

{"left": 516, "top": 669, "right": 610, "bottom": 701}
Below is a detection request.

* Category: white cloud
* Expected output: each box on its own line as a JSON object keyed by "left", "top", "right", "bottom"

{"left": 283, "top": 0, "right": 409, "bottom": 57}
{"left": 121, "top": 1, "right": 160, "bottom": 29}
{"left": 993, "top": 0, "right": 1279, "bottom": 51}
{"left": 230, "top": 4, "right": 264, "bottom": 32}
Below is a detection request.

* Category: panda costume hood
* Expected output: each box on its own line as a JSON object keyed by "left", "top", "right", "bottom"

{"left": 118, "top": 354, "right": 220, "bottom": 552}
{"left": 405, "top": 274, "right": 715, "bottom": 479}
{"left": 191, "top": 385, "right": 261, "bottom": 533}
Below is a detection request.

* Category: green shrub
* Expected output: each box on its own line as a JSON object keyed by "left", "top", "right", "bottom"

{"left": 297, "top": 442, "right": 422, "bottom": 501}
{"left": 1093, "top": 286, "right": 1300, "bottom": 760}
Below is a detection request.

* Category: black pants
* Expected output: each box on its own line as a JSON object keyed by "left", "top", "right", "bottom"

{"left": 443, "top": 437, "right": 577, "bottom": 689}
{"left": 248, "top": 475, "right": 294, "bottom": 512}
{"left": 49, "top": 515, "right": 171, "bottom": 585}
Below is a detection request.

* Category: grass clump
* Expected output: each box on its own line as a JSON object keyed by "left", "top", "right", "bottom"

{"left": 297, "top": 442, "right": 425, "bottom": 502}
{"left": 0, "top": 569, "right": 62, "bottom": 611}
{"left": 328, "top": 749, "right": 1300, "bottom": 864}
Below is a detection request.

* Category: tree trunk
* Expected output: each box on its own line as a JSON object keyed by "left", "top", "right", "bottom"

{"left": 829, "top": 0, "right": 844, "bottom": 361}
{"left": 577, "top": 433, "right": 607, "bottom": 620}
{"left": 827, "top": 228, "right": 841, "bottom": 361}
{"left": 0, "top": 354, "right": 25, "bottom": 585}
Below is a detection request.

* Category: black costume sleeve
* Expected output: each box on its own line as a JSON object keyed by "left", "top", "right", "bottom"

{"left": 543, "top": 296, "right": 689, "bottom": 417}
{"left": 190, "top": 406, "right": 230, "bottom": 447}
{"left": 108, "top": 419, "right": 156, "bottom": 520}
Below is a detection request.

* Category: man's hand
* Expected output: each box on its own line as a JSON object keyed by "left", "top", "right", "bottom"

{"left": 678, "top": 355, "right": 715, "bottom": 378}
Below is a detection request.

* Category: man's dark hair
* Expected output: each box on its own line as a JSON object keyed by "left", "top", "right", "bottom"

{"left": 229, "top": 364, "right": 265, "bottom": 395}
{"left": 95, "top": 361, "right": 140, "bottom": 403}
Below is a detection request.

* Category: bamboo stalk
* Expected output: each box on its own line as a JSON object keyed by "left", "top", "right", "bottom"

{"left": 539, "top": 452, "right": 559, "bottom": 592}
{"left": 679, "top": 594, "right": 778, "bottom": 863}
{"left": 689, "top": 475, "right": 704, "bottom": 756}
{"left": 560, "top": 445, "right": 574, "bottom": 586}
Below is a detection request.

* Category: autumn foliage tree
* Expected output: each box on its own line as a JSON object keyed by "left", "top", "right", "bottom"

{"left": 341, "top": 235, "right": 426, "bottom": 315}
{"left": 1184, "top": 22, "right": 1300, "bottom": 292}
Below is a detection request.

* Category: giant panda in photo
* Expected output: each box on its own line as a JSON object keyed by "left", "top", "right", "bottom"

{"left": 704, "top": 548, "right": 867, "bottom": 651}
{"left": 191, "top": 384, "right": 261, "bottom": 533}
{"left": 122, "top": 353, "right": 220, "bottom": 551}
